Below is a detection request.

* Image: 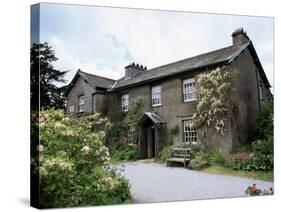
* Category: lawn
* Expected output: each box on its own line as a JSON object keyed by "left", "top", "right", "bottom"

{"left": 201, "top": 165, "right": 273, "bottom": 182}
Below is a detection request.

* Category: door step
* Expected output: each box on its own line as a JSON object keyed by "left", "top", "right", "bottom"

{"left": 136, "top": 158, "right": 154, "bottom": 163}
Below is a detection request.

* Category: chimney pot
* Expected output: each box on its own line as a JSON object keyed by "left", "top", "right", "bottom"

{"left": 231, "top": 27, "right": 250, "bottom": 46}
{"left": 124, "top": 62, "right": 147, "bottom": 79}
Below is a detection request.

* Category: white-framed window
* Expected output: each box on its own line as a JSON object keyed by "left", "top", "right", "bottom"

{"left": 121, "top": 94, "right": 129, "bottom": 111}
{"left": 183, "top": 120, "right": 197, "bottom": 144}
{"left": 69, "top": 105, "right": 75, "bottom": 113}
{"left": 128, "top": 127, "right": 136, "bottom": 144}
{"left": 151, "top": 85, "right": 162, "bottom": 107}
{"left": 183, "top": 78, "right": 196, "bottom": 102}
{"left": 78, "top": 95, "right": 84, "bottom": 112}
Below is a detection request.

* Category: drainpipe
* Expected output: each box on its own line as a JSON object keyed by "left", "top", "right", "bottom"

{"left": 255, "top": 68, "right": 261, "bottom": 110}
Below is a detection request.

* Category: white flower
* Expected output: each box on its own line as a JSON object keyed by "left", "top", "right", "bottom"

{"left": 81, "top": 146, "right": 90, "bottom": 155}
{"left": 54, "top": 122, "right": 62, "bottom": 129}
{"left": 37, "top": 144, "right": 44, "bottom": 152}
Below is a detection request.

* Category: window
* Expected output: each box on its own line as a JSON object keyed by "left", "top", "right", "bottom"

{"left": 69, "top": 105, "right": 74, "bottom": 113}
{"left": 127, "top": 127, "right": 136, "bottom": 144}
{"left": 151, "top": 86, "right": 162, "bottom": 106}
{"left": 121, "top": 94, "right": 129, "bottom": 111}
{"left": 78, "top": 95, "right": 84, "bottom": 112}
{"left": 183, "top": 120, "right": 197, "bottom": 144}
{"left": 183, "top": 78, "right": 196, "bottom": 102}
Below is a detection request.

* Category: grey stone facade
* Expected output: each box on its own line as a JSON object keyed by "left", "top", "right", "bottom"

{"left": 65, "top": 28, "right": 272, "bottom": 157}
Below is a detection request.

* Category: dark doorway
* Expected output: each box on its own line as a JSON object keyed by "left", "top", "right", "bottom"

{"left": 139, "top": 121, "right": 155, "bottom": 159}
{"left": 138, "top": 112, "right": 166, "bottom": 159}
{"left": 146, "top": 126, "right": 155, "bottom": 158}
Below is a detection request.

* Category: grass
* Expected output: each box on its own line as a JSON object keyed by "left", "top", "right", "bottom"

{"left": 201, "top": 165, "right": 273, "bottom": 182}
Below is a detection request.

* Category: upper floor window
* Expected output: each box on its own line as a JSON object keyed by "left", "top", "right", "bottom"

{"left": 78, "top": 95, "right": 84, "bottom": 112}
{"left": 121, "top": 94, "right": 129, "bottom": 111}
{"left": 183, "top": 78, "right": 196, "bottom": 102}
{"left": 69, "top": 105, "right": 75, "bottom": 113}
{"left": 151, "top": 85, "right": 162, "bottom": 107}
{"left": 183, "top": 120, "right": 197, "bottom": 144}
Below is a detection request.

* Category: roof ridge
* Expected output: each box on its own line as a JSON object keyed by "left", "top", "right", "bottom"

{"left": 79, "top": 70, "right": 116, "bottom": 82}
{"left": 147, "top": 45, "right": 235, "bottom": 72}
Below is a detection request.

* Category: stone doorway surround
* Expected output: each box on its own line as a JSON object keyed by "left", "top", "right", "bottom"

{"left": 138, "top": 112, "right": 166, "bottom": 159}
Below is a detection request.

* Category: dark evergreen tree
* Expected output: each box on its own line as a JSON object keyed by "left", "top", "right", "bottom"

{"left": 30, "top": 42, "right": 68, "bottom": 110}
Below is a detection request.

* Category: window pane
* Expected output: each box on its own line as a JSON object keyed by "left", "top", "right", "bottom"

{"left": 183, "top": 78, "right": 196, "bottom": 102}
{"left": 152, "top": 86, "right": 161, "bottom": 106}
{"left": 183, "top": 120, "right": 197, "bottom": 144}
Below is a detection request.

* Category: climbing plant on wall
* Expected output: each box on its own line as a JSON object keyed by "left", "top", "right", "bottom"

{"left": 192, "top": 66, "right": 239, "bottom": 136}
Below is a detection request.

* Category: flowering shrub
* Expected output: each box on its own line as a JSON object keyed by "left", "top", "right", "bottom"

{"left": 32, "top": 109, "right": 131, "bottom": 208}
{"left": 245, "top": 184, "right": 273, "bottom": 196}
{"left": 192, "top": 66, "right": 239, "bottom": 136}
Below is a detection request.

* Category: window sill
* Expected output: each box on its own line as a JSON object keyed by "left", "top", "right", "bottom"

{"left": 152, "top": 104, "right": 162, "bottom": 107}
{"left": 183, "top": 99, "right": 196, "bottom": 103}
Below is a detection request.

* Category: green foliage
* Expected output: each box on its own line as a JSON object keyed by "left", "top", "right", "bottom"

{"left": 204, "top": 151, "right": 225, "bottom": 165}
{"left": 32, "top": 109, "right": 131, "bottom": 208}
{"left": 170, "top": 125, "right": 179, "bottom": 135}
{"left": 155, "top": 144, "right": 173, "bottom": 163}
{"left": 192, "top": 66, "right": 239, "bottom": 135}
{"left": 111, "top": 143, "right": 139, "bottom": 161}
{"left": 108, "top": 100, "right": 144, "bottom": 148}
{"left": 189, "top": 153, "right": 209, "bottom": 170}
{"left": 226, "top": 101, "right": 274, "bottom": 172}
{"left": 231, "top": 143, "right": 252, "bottom": 153}
{"left": 254, "top": 100, "right": 273, "bottom": 140}
{"left": 252, "top": 137, "right": 273, "bottom": 155}
{"left": 31, "top": 42, "right": 68, "bottom": 110}
{"left": 225, "top": 154, "right": 273, "bottom": 171}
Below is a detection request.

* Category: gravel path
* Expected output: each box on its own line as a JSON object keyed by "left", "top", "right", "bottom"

{"left": 116, "top": 162, "right": 274, "bottom": 203}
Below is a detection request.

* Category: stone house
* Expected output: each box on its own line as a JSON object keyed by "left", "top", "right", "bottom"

{"left": 65, "top": 28, "right": 272, "bottom": 158}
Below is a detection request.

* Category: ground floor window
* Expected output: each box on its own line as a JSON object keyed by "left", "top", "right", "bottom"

{"left": 128, "top": 127, "right": 136, "bottom": 144}
{"left": 69, "top": 105, "right": 74, "bottom": 113}
{"left": 183, "top": 120, "right": 197, "bottom": 144}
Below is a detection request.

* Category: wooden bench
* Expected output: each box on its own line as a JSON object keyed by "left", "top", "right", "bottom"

{"left": 166, "top": 147, "right": 192, "bottom": 168}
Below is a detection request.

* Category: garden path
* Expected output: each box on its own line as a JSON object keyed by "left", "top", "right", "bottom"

{"left": 116, "top": 162, "right": 273, "bottom": 203}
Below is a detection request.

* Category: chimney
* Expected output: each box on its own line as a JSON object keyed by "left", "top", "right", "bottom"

{"left": 125, "top": 63, "right": 147, "bottom": 80}
{"left": 231, "top": 28, "right": 250, "bottom": 46}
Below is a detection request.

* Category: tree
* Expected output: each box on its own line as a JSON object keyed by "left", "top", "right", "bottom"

{"left": 30, "top": 42, "right": 68, "bottom": 110}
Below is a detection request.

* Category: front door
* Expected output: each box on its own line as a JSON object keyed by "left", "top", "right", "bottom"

{"left": 146, "top": 126, "right": 155, "bottom": 158}
{"left": 139, "top": 124, "right": 155, "bottom": 159}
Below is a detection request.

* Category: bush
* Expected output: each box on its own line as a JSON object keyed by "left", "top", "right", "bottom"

{"left": 226, "top": 154, "right": 273, "bottom": 171}
{"left": 189, "top": 153, "right": 209, "bottom": 170}
{"left": 205, "top": 151, "right": 225, "bottom": 165}
{"left": 111, "top": 142, "right": 139, "bottom": 161}
{"left": 252, "top": 137, "right": 273, "bottom": 155}
{"left": 155, "top": 144, "right": 172, "bottom": 163}
{"left": 254, "top": 100, "right": 273, "bottom": 140}
{"left": 32, "top": 109, "right": 131, "bottom": 208}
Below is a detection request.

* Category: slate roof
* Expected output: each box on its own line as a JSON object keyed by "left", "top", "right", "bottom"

{"left": 65, "top": 70, "right": 116, "bottom": 96}
{"left": 112, "top": 41, "right": 251, "bottom": 90}
{"left": 78, "top": 70, "right": 116, "bottom": 89}
{"left": 139, "top": 112, "right": 166, "bottom": 124}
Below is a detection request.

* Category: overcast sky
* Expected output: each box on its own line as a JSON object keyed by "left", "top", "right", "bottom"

{"left": 37, "top": 3, "right": 274, "bottom": 90}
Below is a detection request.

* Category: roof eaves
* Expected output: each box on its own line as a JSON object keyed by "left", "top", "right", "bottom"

{"left": 111, "top": 60, "right": 228, "bottom": 91}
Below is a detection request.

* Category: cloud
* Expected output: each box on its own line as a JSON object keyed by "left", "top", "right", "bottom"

{"left": 39, "top": 3, "right": 274, "bottom": 90}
